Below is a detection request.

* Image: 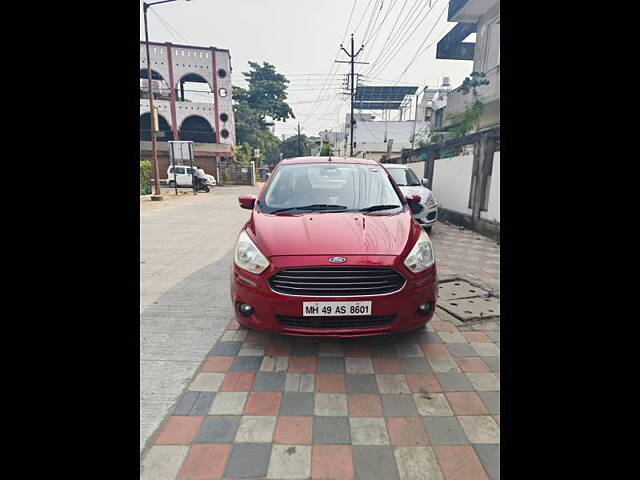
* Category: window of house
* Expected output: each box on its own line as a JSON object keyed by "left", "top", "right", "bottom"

{"left": 484, "top": 20, "right": 500, "bottom": 71}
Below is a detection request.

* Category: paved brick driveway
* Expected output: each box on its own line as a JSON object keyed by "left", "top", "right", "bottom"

{"left": 141, "top": 221, "right": 500, "bottom": 480}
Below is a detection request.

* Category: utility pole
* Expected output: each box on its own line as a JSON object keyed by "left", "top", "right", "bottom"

{"left": 297, "top": 123, "right": 302, "bottom": 157}
{"left": 336, "top": 34, "right": 368, "bottom": 157}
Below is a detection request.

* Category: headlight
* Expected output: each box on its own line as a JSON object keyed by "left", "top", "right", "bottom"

{"left": 425, "top": 192, "right": 436, "bottom": 207}
{"left": 234, "top": 230, "right": 270, "bottom": 274}
{"left": 404, "top": 230, "right": 435, "bottom": 273}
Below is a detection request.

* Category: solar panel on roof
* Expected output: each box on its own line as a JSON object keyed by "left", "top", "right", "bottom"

{"left": 354, "top": 86, "right": 418, "bottom": 102}
{"left": 353, "top": 102, "right": 403, "bottom": 109}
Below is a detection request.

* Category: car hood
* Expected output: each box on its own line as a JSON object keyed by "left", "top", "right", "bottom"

{"left": 398, "top": 185, "right": 431, "bottom": 202}
{"left": 249, "top": 210, "right": 413, "bottom": 257}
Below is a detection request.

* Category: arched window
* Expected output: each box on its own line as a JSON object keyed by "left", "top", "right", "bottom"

{"left": 140, "top": 112, "right": 172, "bottom": 142}
{"left": 179, "top": 115, "right": 215, "bottom": 143}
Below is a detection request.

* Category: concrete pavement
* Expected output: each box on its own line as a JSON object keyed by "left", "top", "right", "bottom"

{"left": 140, "top": 186, "right": 260, "bottom": 452}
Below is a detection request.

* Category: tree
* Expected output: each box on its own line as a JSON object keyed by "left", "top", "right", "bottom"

{"left": 319, "top": 143, "right": 332, "bottom": 156}
{"left": 280, "top": 134, "right": 314, "bottom": 159}
{"left": 237, "top": 61, "right": 295, "bottom": 124}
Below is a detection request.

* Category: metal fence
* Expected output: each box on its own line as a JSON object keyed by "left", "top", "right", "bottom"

{"left": 217, "top": 160, "right": 255, "bottom": 185}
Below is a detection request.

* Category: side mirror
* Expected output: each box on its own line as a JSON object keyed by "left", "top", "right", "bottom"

{"left": 238, "top": 194, "right": 256, "bottom": 210}
{"left": 406, "top": 194, "right": 422, "bottom": 214}
{"left": 422, "top": 178, "right": 429, "bottom": 187}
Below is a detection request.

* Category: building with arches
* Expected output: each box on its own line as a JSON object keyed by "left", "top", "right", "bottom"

{"left": 140, "top": 41, "right": 236, "bottom": 179}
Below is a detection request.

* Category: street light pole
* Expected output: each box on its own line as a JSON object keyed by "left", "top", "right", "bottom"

{"left": 143, "top": 0, "right": 190, "bottom": 200}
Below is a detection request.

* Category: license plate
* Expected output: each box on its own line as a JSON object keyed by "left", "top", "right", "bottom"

{"left": 303, "top": 301, "right": 372, "bottom": 317}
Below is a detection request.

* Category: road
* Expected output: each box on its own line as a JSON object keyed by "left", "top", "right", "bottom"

{"left": 140, "top": 185, "right": 259, "bottom": 452}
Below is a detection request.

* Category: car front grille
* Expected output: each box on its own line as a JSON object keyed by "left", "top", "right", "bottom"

{"left": 276, "top": 314, "right": 396, "bottom": 330}
{"left": 269, "top": 267, "right": 406, "bottom": 296}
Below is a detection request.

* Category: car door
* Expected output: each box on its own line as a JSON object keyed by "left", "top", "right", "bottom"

{"left": 185, "top": 167, "right": 195, "bottom": 186}
{"left": 174, "top": 166, "right": 187, "bottom": 186}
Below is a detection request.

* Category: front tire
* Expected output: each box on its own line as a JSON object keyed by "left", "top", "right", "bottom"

{"left": 425, "top": 225, "right": 433, "bottom": 234}
{"left": 168, "top": 180, "right": 176, "bottom": 188}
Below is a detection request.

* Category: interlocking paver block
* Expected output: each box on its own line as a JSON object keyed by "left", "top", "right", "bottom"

{"left": 466, "top": 372, "right": 500, "bottom": 391}
{"left": 372, "top": 357, "right": 402, "bottom": 374}
{"left": 462, "top": 332, "right": 492, "bottom": 343}
{"left": 313, "top": 416, "right": 351, "bottom": 444}
{"left": 238, "top": 343, "right": 265, "bottom": 356}
{"left": 369, "top": 344, "right": 398, "bottom": 357}
{"left": 428, "top": 356, "right": 462, "bottom": 373}
{"left": 141, "top": 445, "right": 189, "bottom": 480}
{"left": 434, "top": 445, "right": 490, "bottom": 480}
{"left": 482, "top": 356, "right": 500, "bottom": 372}
{"left": 220, "top": 372, "right": 255, "bottom": 391}
{"left": 317, "top": 356, "right": 346, "bottom": 373}
{"left": 188, "top": 373, "right": 224, "bottom": 392}
{"left": 344, "top": 343, "right": 370, "bottom": 357}
{"left": 229, "top": 355, "right": 263, "bottom": 372}
{"left": 319, "top": 342, "right": 344, "bottom": 356}
{"left": 395, "top": 342, "right": 425, "bottom": 357}
{"left": 400, "top": 358, "right": 431, "bottom": 373}
{"left": 284, "top": 373, "right": 315, "bottom": 392}
{"left": 315, "top": 393, "right": 348, "bottom": 416}
{"left": 292, "top": 344, "right": 319, "bottom": 356}
{"left": 439, "top": 332, "right": 468, "bottom": 344}
{"left": 423, "top": 417, "right": 469, "bottom": 445}
{"left": 445, "top": 392, "right": 488, "bottom": 415}
{"left": 209, "top": 341, "right": 242, "bottom": 356}
{"left": 202, "top": 356, "right": 234, "bottom": 372}
{"left": 172, "top": 392, "right": 199, "bottom": 416}
{"left": 478, "top": 391, "right": 500, "bottom": 414}
{"left": 387, "top": 417, "right": 429, "bottom": 445}
{"left": 345, "top": 357, "right": 374, "bottom": 374}
{"left": 244, "top": 392, "right": 281, "bottom": 415}
{"left": 208, "top": 392, "right": 248, "bottom": 415}
{"left": 194, "top": 416, "right": 240, "bottom": 443}
{"left": 253, "top": 372, "right": 286, "bottom": 391}
{"left": 352, "top": 445, "right": 400, "bottom": 480}
{"left": 413, "top": 392, "right": 454, "bottom": 416}
{"left": 471, "top": 342, "right": 500, "bottom": 357}
{"left": 155, "top": 416, "right": 204, "bottom": 445}
{"left": 224, "top": 443, "right": 272, "bottom": 478}
{"left": 190, "top": 392, "right": 215, "bottom": 416}
{"left": 347, "top": 393, "right": 384, "bottom": 417}
{"left": 346, "top": 374, "right": 379, "bottom": 393}
{"left": 446, "top": 343, "right": 479, "bottom": 357}
{"left": 234, "top": 415, "right": 277, "bottom": 443}
{"left": 436, "top": 372, "right": 474, "bottom": 391}
{"left": 458, "top": 416, "right": 500, "bottom": 444}
{"left": 421, "top": 343, "right": 451, "bottom": 357}
{"left": 414, "top": 331, "right": 442, "bottom": 344}
{"left": 312, "top": 445, "right": 355, "bottom": 480}
{"left": 376, "top": 374, "right": 411, "bottom": 394}
{"left": 456, "top": 357, "right": 490, "bottom": 372}
{"left": 267, "top": 444, "right": 312, "bottom": 479}
{"left": 394, "top": 446, "right": 444, "bottom": 480}
{"left": 274, "top": 416, "right": 313, "bottom": 445}
{"left": 177, "top": 444, "right": 230, "bottom": 480}
{"left": 405, "top": 374, "right": 442, "bottom": 394}
{"left": 350, "top": 417, "right": 390, "bottom": 445}
{"left": 288, "top": 356, "right": 317, "bottom": 373}
{"left": 315, "top": 373, "right": 347, "bottom": 393}
{"left": 474, "top": 444, "right": 500, "bottom": 480}
{"left": 280, "top": 392, "right": 314, "bottom": 416}
{"left": 381, "top": 394, "right": 420, "bottom": 417}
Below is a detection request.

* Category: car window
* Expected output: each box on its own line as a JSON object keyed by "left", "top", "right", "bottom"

{"left": 261, "top": 163, "right": 402, "bottom": 213}
{"left": 169, "top": 167, "right": 174, "bottom": 174}
{"left": 387, "top": 168, "right": 421, "bottom": 186}
{"left": 186, "top": 168, "right": 194, "bottom": 175}
{"left": 175, "top": 167, "right": 185, "bottom": 174}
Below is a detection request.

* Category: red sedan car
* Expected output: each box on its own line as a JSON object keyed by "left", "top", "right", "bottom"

{"left": 230, "top": 156, "right": 438, "bottom": 337}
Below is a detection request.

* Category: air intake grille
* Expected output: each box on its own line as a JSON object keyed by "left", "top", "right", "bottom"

{"left": 269, "top": 267, "right": 406, "bottom": 296}
{"left": 276, "top": 315, "right": 396, "bottom": 330}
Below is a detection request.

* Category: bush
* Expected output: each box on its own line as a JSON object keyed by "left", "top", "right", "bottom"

{"left": 140, "top": 160, "right": 151, "bottom": 195}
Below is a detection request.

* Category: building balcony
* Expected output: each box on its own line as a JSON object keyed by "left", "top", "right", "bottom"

{"left": 449, "top": 0, "right": 500, "bottom": 23}
{"left": 443, "top": 65, "right": 500, "bottom": 130}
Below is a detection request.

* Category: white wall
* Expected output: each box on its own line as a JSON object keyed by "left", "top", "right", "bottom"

{"left": 480, "top": 151, "right": 500, "bottom": 222}
{"left": 432, "top": 155, "right": 475, "bottom": 215}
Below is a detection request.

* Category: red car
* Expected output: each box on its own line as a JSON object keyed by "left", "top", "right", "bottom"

{"left": 230, "top": 157, "right": 438, "bottom": 337}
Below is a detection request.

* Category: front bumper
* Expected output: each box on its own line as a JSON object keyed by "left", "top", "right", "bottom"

{"left": 231, "top": 256, "right": 438, "bottom": 337}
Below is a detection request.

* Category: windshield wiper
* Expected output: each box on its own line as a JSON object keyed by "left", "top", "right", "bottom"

{"left": 360, "top": 204, "right": 401, "bottom": 213}
{"left": 269, "top": 204, "right": 348, "bottom": 214}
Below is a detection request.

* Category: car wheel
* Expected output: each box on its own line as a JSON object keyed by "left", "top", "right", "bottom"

{"left": 168, "top": 180, "right": 176, "bottom": 188}
{"left": 205, "top": 186, "right": 210, "bottom": 193}
{"left": 425, "top": 225, "right": 433, "bottom": 234}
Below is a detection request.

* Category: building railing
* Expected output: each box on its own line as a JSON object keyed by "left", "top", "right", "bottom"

{"left": 140, "top": 129, "right": 216, "bottom": 143}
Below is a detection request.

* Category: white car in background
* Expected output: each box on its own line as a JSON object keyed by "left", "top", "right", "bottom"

{"left": 166, "top": 166, "right": 217, "bottom": 188}
{"left": 384, "top": 163, "right": 438, "bottom": 233}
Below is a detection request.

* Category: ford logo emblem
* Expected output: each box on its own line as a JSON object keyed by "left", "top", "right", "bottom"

{"left": 328, "top": 257, "right": 347, "bottom": 264}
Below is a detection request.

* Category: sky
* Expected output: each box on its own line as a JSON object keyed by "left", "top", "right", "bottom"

{"left": 140, "top": 0, "right": 473, "bottom": 138}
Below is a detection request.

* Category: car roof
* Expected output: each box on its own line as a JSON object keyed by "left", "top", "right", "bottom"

{"left": 278, "top": 156, "right": 379, "bottom": 166}
{"left": 382, "top": 163, "right": 409, "bottom": 169}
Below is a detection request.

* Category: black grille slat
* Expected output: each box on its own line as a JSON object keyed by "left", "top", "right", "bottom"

{"left": 269, "top": 267, "right": 405, "bottom": 296}
{"left": 277, "top": 315, "right": 396, "bottom": 330}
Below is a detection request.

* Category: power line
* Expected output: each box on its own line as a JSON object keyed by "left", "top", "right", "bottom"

{"left": 149, "top": 8, "right": 190, "bottom": 44}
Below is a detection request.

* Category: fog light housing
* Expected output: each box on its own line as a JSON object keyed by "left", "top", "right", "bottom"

{"left": 417, "top": 301, "right": 433, "bottom": 316}
{"left": 238, "top": 303, "right": 254, "bottom": 316}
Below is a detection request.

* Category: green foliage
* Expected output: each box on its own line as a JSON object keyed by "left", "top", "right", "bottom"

{"left": 280, "top": 134, "right": 314, "bottom": 159}
{"left": 233, "top": 144, "right": 253, "bottom": 164}
{"left": 140, "top": 160, "right": 151, "bottom": 195}
{"left": 319, "top": 143, "right": 332, "bottom": 156}
{"left": 446, "top": 99, "right": 484, "bottom": 139}
{"left": 237, "top": 61, "right": 295, "bottom": 123}
{"left": 459, "top": 71, "right": 490, "bottom": 95}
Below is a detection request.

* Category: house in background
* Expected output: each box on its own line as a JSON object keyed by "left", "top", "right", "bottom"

{"left": 139, "top": 41, "right": 236, "bottom": 179}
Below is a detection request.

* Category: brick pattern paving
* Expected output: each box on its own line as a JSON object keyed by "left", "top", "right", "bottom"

{"left": 142, "top": 319, "right": 500, "bottom": 479}
{"left": 141, "top": 222, "right": 500, "bottom": 479}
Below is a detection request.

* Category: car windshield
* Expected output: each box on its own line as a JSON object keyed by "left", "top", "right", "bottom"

{"left": 260, "top": 163, "right": 403, "bottom": 214}
{"left": 387, "top": 168, "right": 421, "bottom": 186}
